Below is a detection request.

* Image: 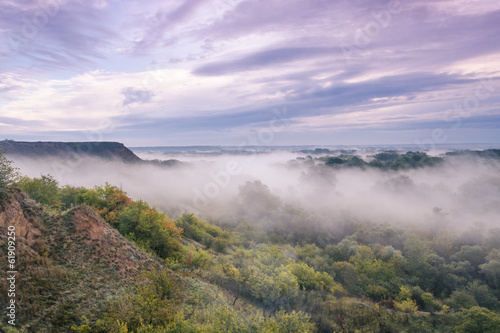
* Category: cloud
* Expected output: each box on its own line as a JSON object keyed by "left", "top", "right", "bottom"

{"left": 129, "top": 0, "right": 209, "bottom": 56}
{"left": 193, "top": 47, "right": 339, "bottom": 76}
{"left": 122, "top": 87, "right": 154, "bottom": 106}
{"left": 0, "top": 0, "right": 499, "bottom": 144}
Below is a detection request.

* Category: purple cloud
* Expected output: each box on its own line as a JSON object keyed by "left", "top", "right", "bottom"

{"left": 0, "top": 0, "right": 499, "bottom": 145}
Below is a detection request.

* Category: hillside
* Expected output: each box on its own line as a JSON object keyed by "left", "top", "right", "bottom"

{"left": 0, "top": 141, "right": 142, "bottom": 163}
{"left": 0, "top": 189, "right": 161, "bottom": 331}
{"left": 0, "top": 188, "right": 271, "bottom": 333}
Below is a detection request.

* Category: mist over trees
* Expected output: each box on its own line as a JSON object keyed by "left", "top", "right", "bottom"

{"left": 2, "top": 147, "right": 500, "bottom": 332}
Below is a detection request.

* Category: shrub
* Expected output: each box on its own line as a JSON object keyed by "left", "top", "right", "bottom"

{"left": 17, "top": 174, "right": 61, "bottom": 210}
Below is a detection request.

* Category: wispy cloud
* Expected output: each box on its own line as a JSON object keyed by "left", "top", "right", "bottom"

{"left": 0, "top": 0, "right": 499, "bottom": 144}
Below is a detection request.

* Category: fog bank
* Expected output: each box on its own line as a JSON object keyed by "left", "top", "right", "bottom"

{"left": 10, "top": 147, "right": 500, "bottom": 233}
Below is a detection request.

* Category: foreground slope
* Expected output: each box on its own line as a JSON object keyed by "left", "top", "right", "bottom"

{"left": 0, "top": 189, "right": 160, "bottom": 331}
{"left": 0, "top": 189, "right": 280, "bottom": 333}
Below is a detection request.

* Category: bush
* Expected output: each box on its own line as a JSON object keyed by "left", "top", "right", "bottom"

{"left": 0, "top": 149, "right": 18, "bottom": 201}
{"left": 79, "top": 183, "right": 132, "bottom": 226}
{"left": 120, "top": 201, "right": 183, "bottom": 259}
{"left": 17, "top": 175, "right": 61, "bottom": 210}
{"left": 260, "top": 310, "right": 317, "bottom": 333}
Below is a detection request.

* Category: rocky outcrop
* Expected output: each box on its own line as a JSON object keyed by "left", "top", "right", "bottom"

{"left": 0, "top": 191, "right": 42, "bottom": 246}
{"left": 0, "top": 190, "right": 161, "bottom": 331}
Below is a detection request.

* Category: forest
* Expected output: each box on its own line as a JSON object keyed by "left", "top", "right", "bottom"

{"left": 1, "top": 149, "right": 500, "bottom": 332}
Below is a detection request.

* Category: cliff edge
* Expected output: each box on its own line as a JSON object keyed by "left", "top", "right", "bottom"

{"left": 0, "top": 141, "right": 142, "bottom": 163}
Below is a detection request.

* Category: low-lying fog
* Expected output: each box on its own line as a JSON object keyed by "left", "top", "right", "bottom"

{"left": 10, "top": 147, "right": 500, "bottom": 233}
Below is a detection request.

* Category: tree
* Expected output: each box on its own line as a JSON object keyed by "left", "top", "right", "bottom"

{"left": 222, "top": 264, "right": 245, "bottom": 306}
{"left": 236, "top": 180, "right": 281, "bottom": 219}
{"left": 456, "top": 306, "right": 500, "bottom": 333}
{"left": 403, "top": 236, "right": 436, "bottom": 289}
{"left": 246, "top": 264, "right": 299, "bottom": 316}
{"left": 466, "top": 280, "right": 499, "bottom": 310}
{"left": 17, "top": 174, "right": 61, "bottom": 210}
{"left": 394, "top": 285, "right": 418, "bottom": 313}
{"left": 326, "top": 238, "right": 359, "bottom": 262}
{"left": 446, "top": 290, "right": 478, "bottom": 311}
{"left": 479, "top": 249, "right": 500, "bottom": 289}
{"left": 129, "top": 270, "right": 180, "bottom": 329}
{"left": 119, "top": 201, "right": 183, "bottom": 259}
{"left": 0, "top": 148, "right": 18, "bottom": 201}
{"left": 119, "top": 200, "right": 150, "bottom": 235}
{"left": 79, "top": 183, "right": 132, "bottom": 226}
{"left": 58, "top": 186, "right": 88, "bottom": 210}
{"left": 451, "top": 245, "right": 487, "bottom": 270}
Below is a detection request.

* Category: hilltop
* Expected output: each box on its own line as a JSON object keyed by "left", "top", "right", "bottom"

{"left": 0, "top": 141, "right": 142, "bottom": 163}
{"left": 0, "top": 189, "right": 161, "bottom": 331}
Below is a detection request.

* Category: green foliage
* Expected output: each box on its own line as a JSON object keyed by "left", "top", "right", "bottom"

{"left": 19, "top": 179, "right": 186, "bottom": 261}
{"left": 0, "top": 148, "right": 18, "bottom": 201}
{"left": 325, "top": 155, "right": 366, "bottom": 168}
{"left": 446, "top": 290, "right": 478, "bottom": 311}
{"left": 260, "top": 310, "right": 316, "bottom": 333}
{"left": 78, "top": 183, "right": 132, "bottom": 226}
{"left": 288, "top": 262, "right": 343, "bottom": 294}
{"left": 175, "top": 214, "right": 233, "bottom": 252}
{"left": 8, "top": 166, "right": 500, "bottom": 333}
{"left": 121, "top": 202, "right": 182, "bottom": 259}
{"left": 420, "top": 291, "right": 442, "bottom": 312}
{"left": 350, "top": 245, "right": 399, "bottom": 283}
{"left": 480, "top": 249, "right": 500, "bottom": 289}
{"left": 452, "top": 245, "right": 487, "bottom": 269}
{"left": 466, "top": 280, "right": 499, "bottom": 310}
{"left": 17, "top": 174, "right": 61, "bottom": 210}
{"left": 394, "top": 285, "right": 418, "bottom": 313}
{"left": 370, "top": 151, "right": 443, "bottom": 170}
{"left": 323, "top": 151, "right": 443, "bottom": 170}
{"left": 236, "top": 180, "right": 281, "bottom": 219}
{"left": 191, "top": 249, "right": 213, "bottom": 270}
{"left": 456, "top": 306, "right": 500, "bottom": 333}
{"left": 327, "top": 238, "right": 359, "bottom": 262}
{"left": 58, "top": 185, "right": 88, "bottom": 210}
{"left": 128, "top": 270, "right": 180, "bottom": 328}
{"left": 202, "top": 306, "right": 252, "bottom": 333}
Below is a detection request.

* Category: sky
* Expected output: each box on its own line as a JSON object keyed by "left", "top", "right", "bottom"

{"left": 1, "top": 0, "right": 500, "bottom": 147}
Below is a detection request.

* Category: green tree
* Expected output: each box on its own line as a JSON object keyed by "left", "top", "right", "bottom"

{"left": 394, "top": 285, "right": 418, "bottom": 313}
{"left": 446, "top": 290, "right": 478, "bottom": 311}
{"left": 128, "top": 270, "right": 180, "bottom": 329}
{"left": 17, "top": 174, "right": 61, "bottom": 210}
{"left": 403, "top": 236, "right": 436, "bottom": 290}
{"left": 120, "top": 201, "right": 183, "bottom": 259}
{"left": 466, "top": 280, "right": 499, "bottom": 310}
{"left": 326, "top": 238, "right": 359, "bottom": 262}
{"left": 119, "top": 200, "right": 150, "bottom": 235}
{"left": 246, "top": 265, "right": 299, "bottom": 316}
{"left": 79, "top": 183, "right": 131, "bottom": 226}
{"left": 236, "top": 180, "right": 282, "bottom": 219}
{"left": 0, "top": 148, "right": 18, "bottom": 201}
{"left": 479, "top": 249, "right": 500, "bottom": 289}
{"left": 456, "top": 306, "right": 500, "bottom": 333}
{"left": 451, "top": 245, "right": 487, "bottom": 269}
{"left": 58, "top": 185, "right": 88, "bottom": 210}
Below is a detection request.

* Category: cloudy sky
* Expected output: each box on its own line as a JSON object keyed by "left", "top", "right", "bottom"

{"left": 1, "top": 0, "right": 499, "bottom": 146}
